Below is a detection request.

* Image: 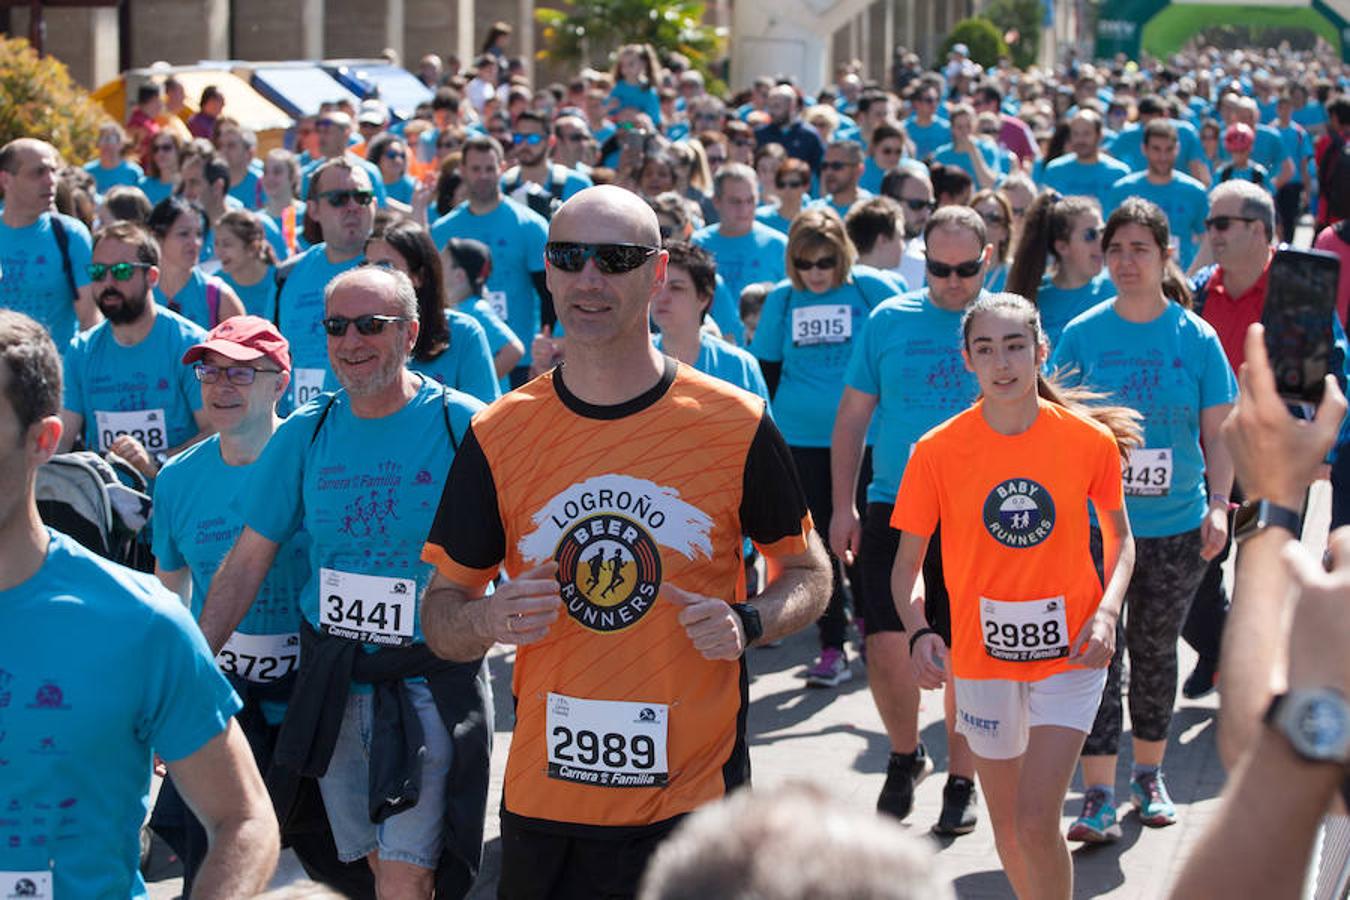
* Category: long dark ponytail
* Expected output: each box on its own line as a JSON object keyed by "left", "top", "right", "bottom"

{"left": 1006, "top": 192, "right": 1098, "bottom": 303}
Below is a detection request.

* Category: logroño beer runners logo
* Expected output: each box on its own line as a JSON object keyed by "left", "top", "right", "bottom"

{"left": 982, "top": 478, "right": 1055, "bottom": 548}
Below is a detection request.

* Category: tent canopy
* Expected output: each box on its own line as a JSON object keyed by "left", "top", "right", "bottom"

{"left": 247, "top": 63, "right": 361, "bottom": 119}
{"left": 323, "top": 61, "right": 432, "bottom": 121}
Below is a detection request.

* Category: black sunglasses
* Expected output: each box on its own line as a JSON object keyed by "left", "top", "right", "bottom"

{"left": 319, "top": 189, "right": 375, "bottom": 207}
{"left": 778, "top": 179, "right": 807, "bottom": 190}
{"left": 88, "top": 262, "right": 152, "bottom": 282}
{"left": 194, "top": 364, "right": 281, "bottom": 385}
{"left": 794, "top": 256, "right": 838, "bottom": 271}
{"left": 902, "top": 198, "right": 938, "bottom": 212}
{"left": 821, "top": 161, "right": 853, "bottom": 171}
{"left": 321, "top": 314, "right": 411, "bottom": 336}
{"left": 545, "top": 242, "right": 659, "bottom": 274}
{"left": 926, "top": 258, "right": 983, "bottom": 279}
{"left": 1205, "top": 215, "right": 1258, "bottom": 232}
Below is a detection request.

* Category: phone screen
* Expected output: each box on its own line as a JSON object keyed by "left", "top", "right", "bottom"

{"left": 1262, "top": 248, "right": 1340, "bottom": 405}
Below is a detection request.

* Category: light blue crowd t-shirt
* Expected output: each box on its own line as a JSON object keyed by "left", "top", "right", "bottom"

{"left": 62, "top": 307, "right": 205, "bottom": 454}
{"left": 455, "top": 293, "right": 520, "bottom": 357}
{"left": 708, "top": 272, "right": 747, "bottom": 346}
{"left": 153, "top": 267, "right": 230, "bottom": 329}
{"left": 1277, "top": 122, "right": 1312, "bottom": 183}
{"left": 810, "top": 188, "right": 875, "bottom": 219}
{"left": 845, "top": 288, "right": 983, "bottom": 504}
{"left": 654, "top": 331, "right": 770, "bottom": 404}
{"left": 138, "top": 176, "right": 176, "bottom": 207}
{"left": 904, "top": 116, "right": 952, "bottom": 160}
{"left": 407, "top": 308, "right": 501, "bottom": 403}
{"left": 83, "top": 158, "right": 144, "bottom": 195}
{"left": 854, "top": 263, "right": 908, "bottom": 295}
{"left": 270, "top": 244, "right": 364, "bottom": 412}
{"left": 860, "top": 157, "right": 888, "bottom": 193}
{"left": 750, "top": 270, "right": 898, "bottom": 447}
{"left": 431, "top": 198, "right": 548, "bottom": 365}
{"left": 0, "top": 530, "right": 239, "bottom": 899}
{"left": 691, "top": 222, "right": 788, "bottom": 316}
{"left": 385, "top": 174, "right": 418, "bottom": 206}
{"left": 227, "top": 169, "right": 265, "bottom": 209}
{"left": 1252, "top": 124, "right": 1288, "bottom": 177}
{"left": 609, "top": 80, "right": 662, "bottom": 125}
{"left": 754, "top": 202, "right": 809, "bottom": 236}
{"left": 1039, "top": 154, "right": 1131, "bottom": 213}
{"left": 1294, "top": 102, "right": 1328, "bottom": 132}
{"left": 932, "top": 140, "right": 1006, "bottom": 185}
{"left": 1106, "top": 120, "right": 1204, "bottom": 174}
{"left": 220, "top": 266, "right": 276, "bottom": 319}
{"left": 1037, "top": 271, "right": 1116, "bottom": 349}
{"left": 234, "top": 379, "right": 482, "bottom": 650}
{"left": 1050, "top": 300, "right": 1238, "bottom": 537}
{"left": 0, "top": 211, "right": 93, "bottom": 351}
{"left": 1107, "top": 171, "right": 1209, "bottom": 269}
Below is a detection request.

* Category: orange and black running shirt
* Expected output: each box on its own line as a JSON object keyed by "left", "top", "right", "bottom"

{"left": 891, "top": 399, "right": 1124, "bottom": 682}
{"left": 422, "top": 358, "right": 813, "bottom": 834}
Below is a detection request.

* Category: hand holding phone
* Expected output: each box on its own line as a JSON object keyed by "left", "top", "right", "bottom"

{"left": 1261, "top": 246, "right": 1341, "bottom": 414}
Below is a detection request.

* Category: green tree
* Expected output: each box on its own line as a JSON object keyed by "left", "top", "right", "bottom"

{"left": 983, "top": 0, "right": 1043, "bottom": 69}
{"left": 0, "top": 37, "right": 104, "bottom": 165}
{"left": 536, "top": 0, "right": 725, "bottom": 84}
{"left": 940, "top": 18, "right": 1009, "bottom": 69}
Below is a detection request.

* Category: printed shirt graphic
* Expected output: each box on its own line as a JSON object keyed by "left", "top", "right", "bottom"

{"left": 892, "top": 400, "right": 1124, "bottom": 681}
{"left": 422, "top": 362, "right": 812, "bottom": 831}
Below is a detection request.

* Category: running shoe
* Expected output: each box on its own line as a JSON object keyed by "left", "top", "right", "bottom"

{"left": 1067, "top": 787, "right": 1122, "bottom": 843}
{"left": 1131, "top": 770, "right": 1178, "bottom": 827}
{"left": 804, "top": 646, "right": 852, "bottom": 687}
{"left": 1182, "top": 659, "right": 1218, "bottom": 700}
{"left": 931, "top": 775, "right": 979, "bottom": 836}
{"left": 877, "top": 744, "right": 934, "bottom": 821}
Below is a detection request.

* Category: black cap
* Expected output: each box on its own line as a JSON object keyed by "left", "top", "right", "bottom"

{"left": 445, "top": 238, "right": 492, "bottom": 290}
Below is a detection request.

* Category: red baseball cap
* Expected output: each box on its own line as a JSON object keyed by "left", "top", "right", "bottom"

{"left": 182, "top": 315, "right": 291, "bottom": 372}
{"left": 1224, "top": 123, "right": 1255, "bottom": 152}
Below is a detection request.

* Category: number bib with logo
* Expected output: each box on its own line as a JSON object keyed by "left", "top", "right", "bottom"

{"left": 980, "top": 596, "right": 1069, "bottom": 662}
{"left": 484, "top": 290, "right": 509, "bottom": 321}
{"left": 791, "top": 304, "right": 852, "bottom": 346}
{"left": 1122, "top": 448, "right": 1172, "bottom": 496}
{"left": 216, "top": 631, "right": 300, "bottom": 683}
{"left": 0, "top": 871, "right": 52, "bottom": 899}
{"left": 95, "top": 408, "right": 167, "bottom": 453}
{"left": 545, "top": 692, "right": 670, "bottom": 788}
{"left": 318, "top": 567, "right": 416, "bottom": 646}
{"left": 292, "top": 368, "right": 326, "bottom": 408}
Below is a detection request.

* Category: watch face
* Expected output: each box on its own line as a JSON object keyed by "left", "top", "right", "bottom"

{"left": 1298, "top": 699, "right": 1349, "bottom": 752}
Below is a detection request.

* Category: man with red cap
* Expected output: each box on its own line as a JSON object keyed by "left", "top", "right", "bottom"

{"left": 149, "top": 315, "right": 313, "bottom": 892}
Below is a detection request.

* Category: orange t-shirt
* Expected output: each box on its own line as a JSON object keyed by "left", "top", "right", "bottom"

{"left": 891, "top": 398, "right": 1124, "bottom": 682}
{"left": 422, "top": 360, "right": 813, "bottom": 832}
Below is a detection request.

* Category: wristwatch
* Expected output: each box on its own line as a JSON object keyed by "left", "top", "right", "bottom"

{"left": 730, "top": 603, "right": 763, "bottom": 646}
{"left": 1233, "top": 498, "right": 1302, "bottom": 544}
{"left": 1264, "top": 689, "right": 1350, "bottom": 765}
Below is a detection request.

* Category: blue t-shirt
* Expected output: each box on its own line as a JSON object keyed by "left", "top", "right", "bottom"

{"left": 1037, "top": 271, "right": 1116, "bottom": 349}
{"left": 407, "top": 308, "right": 501, "bottom": 403}
{"left": 860, "top": 157, "right": 888, "bottom": 193}
{"left": 654, "top": 332, "right": 770, "bottom": 404}
{"left": 691, "top": 222, "right": 788, "bottom": 316}
{"left": 235, "top": 380, "right": 482, "bottom": 648}
{"left": 153, "top": 267, "right": 230, "bottom": 329}
{"left": 810, "top": 188, "right": 875, "bottom": 219}
{"left": 1252, "top": 124, "right": 1288, "bottom": 177}
{"left": 1277, "top": 121, "right": 1312, "bottom": 184}
{"left": 708, "top": 273, "right": 746, "bottom": 345}
{"left": 1051, "top": 300, "right": 1238, "bottom": 537}
{"left": 1294, "top": 103, "right": 1328, "bottom": 132}
{"left": 1039, "top": 154, "right": 1131, "bottom": 213}
{"left": 1107, "top": 171, "right": 1209, "bottom": 269}
{"left": 984, "top": 261, "right": 1009, "bottom": 293}
{"left": 903, "top": 116, "right": 952, "bottom": 160}
{"left": 609, "top": 80, "right": 662, "bottom": 125}
{"left": 271, "top": 244, "right": 364, "bottom": 411}
{"left": 220, "top": 266, "right": 276, "bottom": 319}
{"left": 62, "top": 307, "right": 205, "bottom": 453}
{"left": 0, "top": 530, "right": 239, "bottom": 899}
{"left": 754, "top": 202, "right": 808, "bottom": 236}
{"left": 750, "top": 270, "right": 899, "bottom": 447}
{"left": 227, "top": 169, "right": 265, "bottom": 209}
{"left": 83, "top": 158, "right": 144, "bottom": 195}
{"left": 431, "top": 199, "right": 548, "bottom": 365}
{"left": 845, "top": 288, "right": 983, "bottom": 503}
{"left": 1106, "top": 120, "right": 1204, "bottom": 175}
{"left": 138, "top": 176, "right": 176, "bottom": 207}
{"left": 455, "top": 293, "right": 520, "bottom": 357}
{"left": 932, "top": 139, "right": 1005, "bottom": 184}
{"left": 385, "top": 174, "right": 419, "bottom": 206}
{"left": 0, "top": 212, "right": 93, "bottom": 351}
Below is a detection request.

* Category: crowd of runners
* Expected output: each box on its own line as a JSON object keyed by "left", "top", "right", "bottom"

{"left": 5, "top": 24, "right": 1350, "bottom": 899}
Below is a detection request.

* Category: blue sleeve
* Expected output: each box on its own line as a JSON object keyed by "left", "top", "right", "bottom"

{"left": 61, "top": 341, "right": 84, "bottom": 415}
{"left": 744, "top": 355, "right": 771, "bottom": 405}
{"left": 150, "top": 465, "right": 186, "bottom": 571}
{"left": 748, "top": 284, "right": 789, "bottom": 362}
{"left": 234, "top": 410, "right": 310, "bottom": 545}
{"left": 1048, "top": 323, "right": 1084, "bottom": 384}
{"left": 561, "top": 170, "right": 592, "bottom": 200}
{"left": 137, "top": 593, "right": 241, "bottom": 761}
{"left": 709, "top": 277, "right": 745, "bottom": 345}
{"left": 844, "top": 309, "right": 881, "bottom": 396}
{"left": 1196, "top": 325, "right": 1238, "bottom": 408}
{"left": 526, "top": 214, "right": 548, "bottom": 274}
{"left": 454, "top": 315, "right": 501, "bottom": 403}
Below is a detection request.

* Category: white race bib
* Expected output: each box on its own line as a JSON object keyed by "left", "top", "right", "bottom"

{"left": 484, "top": 290, "right": 509, "bottom": 322}
{"left": 546, "top": 692, "right": 669, "bottom": 788}
{"left": 318, "top": 568, "right": 416, "bottom": 646}
{"left": 1123, "top": 448, "right": 1173, "bottom": 497}
{"left": 0, "top": 871, "right": 52, "bottom": 900}
{"left": 979, "top": 596, "right": 1069, "bottom": 662}
{"left": 95, "top": 408, "right": 167, "bottom": 453}
{"left": 216, "top": 631, "right": 300, "bottom": 683}
{"left": 791, "top": 304, "right": 852, "bottom": 346}
{"left": 292, "top": 368, "right": 326, "bottom": 408}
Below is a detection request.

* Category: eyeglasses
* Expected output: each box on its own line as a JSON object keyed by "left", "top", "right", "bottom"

{"left": 87, "top": 262, "right": 152, "bottom": 282}
{"left": 1080, "top": 227, "right": 1101, "bottom": 242}
{"left": 1011, "top": 206, "right": 1028, "bottom": 218}
{"left": 319, "top": 189, "right": 374, "bottom": 207}
{"left": 821, "top": 161, "right": 853, "bottom": 171}
{"left": 926, "top": 258, "right": 983, "bottom": 279}
{"left": 875, "top": 145, "right": 904, "bottom": 156}
{"left": 793, "top": 256, "right": 838, "bottom": 271}
{"left": 153, "top": 143, "right": 176, "bottom": 152}
{"left": 705, "top": 154, "right": 727, "bottom": 165}
{"left": 902, "top": 198, "right": 937, "bottom": 212}
{"left": 322, "top": 314, "right": 412, "bottom": 336}
{"left": 316, "top": 119, "right": 343, "bottom": 129}
{"left": 1205, "top": 215, "right": 1258, "bottom": 232}
{"left": 437, "top": 141, "right": 459, "bottom": 151}
{"left": 778, "top": 179, "right": 807, "bottom": 190}
{"left": 916, "top": 96, "right": 937, "bottom": 104}
{"left": 731, "top": 139, "right": 754, "bottom": 148}
{"left": 545, "top": 242, "right": 659, "bottom": 274}
{"left": 384, "top": 150, "right": 406, "bottom": 161}
{"left": 194, "top": 364, "right": 281, "bottom": 385}
{"left": 561, "top": 133, "right": 588, "bottom": 143}
{"left": 978, "top": 210, "right": 1006, "bottom": 226}
{"left": 513, "top": 132, "right": 546, "bottom": 146}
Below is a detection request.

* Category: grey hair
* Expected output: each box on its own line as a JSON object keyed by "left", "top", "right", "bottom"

{"left": 713, "top": 162, "right": 758, "bottom": 200}
{"left": 1209, "top": 179, "right": 1276, "bottom": 241}
{"left": 826, "top": 139, "right": 864, "bottom": 164}
{"left": 324, "top": 266, "right": 420, "bottom": 322}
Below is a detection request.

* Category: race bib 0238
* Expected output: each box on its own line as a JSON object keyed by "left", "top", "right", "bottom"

{"left": 546, "top": 693, "right": 670, "bottom": 788}
{"left": 291, "top": 368, "right": 326, "bottom": 408}
{"left": 95, "top": 407, "right": 167, "bottom": 453}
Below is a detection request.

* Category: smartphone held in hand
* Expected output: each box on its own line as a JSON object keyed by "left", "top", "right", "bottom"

{"left": 1261, "top": 247, "right": 1341, "bottom": 417}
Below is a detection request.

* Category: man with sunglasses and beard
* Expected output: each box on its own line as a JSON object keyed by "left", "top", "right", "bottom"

{"left": 201, "top": 265, "right": 491, "bottom": 900}
{"left": 830, "top": 205, "right": 990, "bottom": 836}
{"left": 501, "top": 110, "right": 594, "bottom": 216}
{"left": 57, "top": 221, "right": 212, "bottom": 480}
{"left": 420, "top": 185, "right": 831, "bottom": 899}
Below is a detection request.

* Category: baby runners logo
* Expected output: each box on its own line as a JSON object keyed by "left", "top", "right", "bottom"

{"left": 519, "top": 475, "right": 714, "bottom": 633}
{"left": 982, "top": 478, "right": 1055, "bottom": 548}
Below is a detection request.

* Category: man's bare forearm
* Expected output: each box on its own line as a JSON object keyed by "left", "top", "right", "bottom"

{"left": 190, "top": 812, "right": 280, "bottom": 900}
{"left": 200, "top": 533, "right": 276, "bottom": 653}
{"left": 421, "top": 579, "right": 495, "bottom": 662}
{"left": 752, "top": 532, "right": 831, "bottom": 644}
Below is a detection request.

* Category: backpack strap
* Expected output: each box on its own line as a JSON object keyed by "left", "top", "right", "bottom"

{"left": 206, "top": 279, "right": 221, "bottom": 328}
{"left": 49, "top": 215, "right": 79, "bottom": 302}
{"left": 272, "top": 253, "right": 305, "bottom": 329}
{"left": 308, "top": 393, "right": 340, "bottom": 446}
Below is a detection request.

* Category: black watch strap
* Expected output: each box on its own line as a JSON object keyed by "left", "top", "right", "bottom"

{"left": 1234, "top": 499, "right": 1303, "bottom": 543}
{"left": 908, "top": 626, "right": 938, "bottom": 654}
{"left": 730, "top": 603, "right": 763, "bottom": 645}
